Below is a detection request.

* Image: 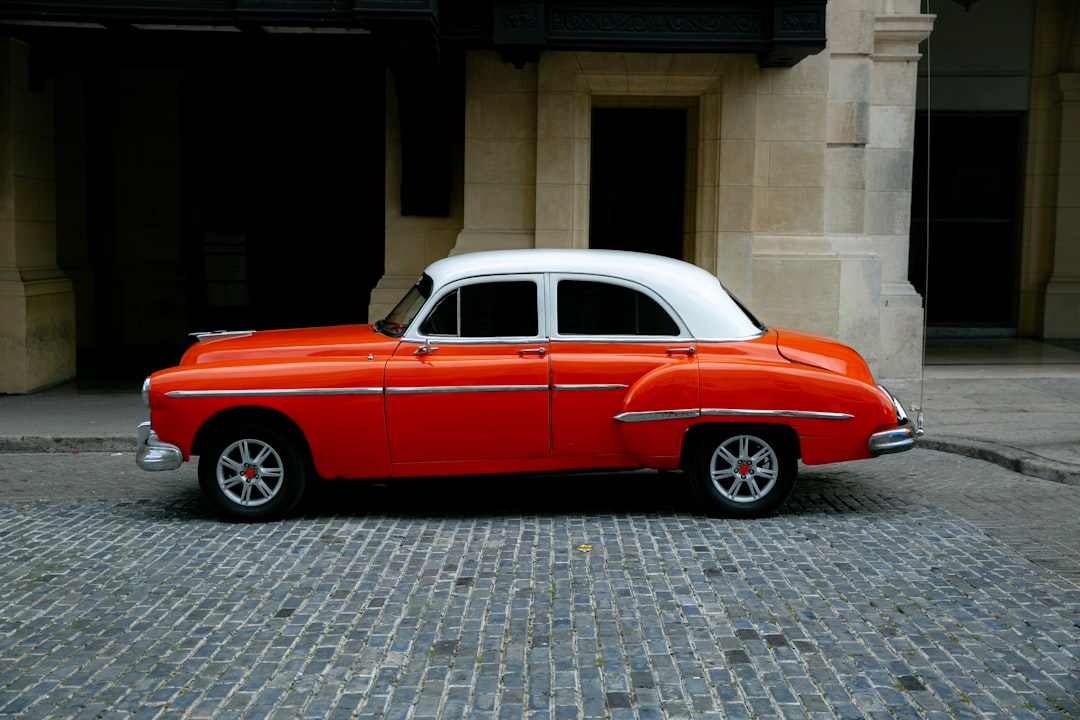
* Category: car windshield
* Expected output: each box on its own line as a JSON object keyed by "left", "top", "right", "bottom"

{"left": 375, "top": 274, "right": 433, "bottom": 337}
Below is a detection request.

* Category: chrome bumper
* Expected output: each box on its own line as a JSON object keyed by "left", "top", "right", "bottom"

{"left": 868, "top": 385, "right": 921, "bottom": 456}
{"left": 869, "top": 426, "right": 917, "bottom": 456}
{"left": 136, "top": 421, "right": 183, "bottom": 471}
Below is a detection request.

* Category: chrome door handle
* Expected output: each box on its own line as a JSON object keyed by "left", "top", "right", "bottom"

{"left": 414, "top": 342, "right": 439, "bottom": 356}
{"left": 518, "top": 347, "right": 547, "bottom": 357}
{"left": 666, "top": 346, "right": 696, "bottom": 355}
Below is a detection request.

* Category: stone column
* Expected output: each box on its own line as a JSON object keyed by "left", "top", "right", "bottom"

{"left": 450, "top": 51, "right": 538, "bottom": 254}
{"left": 369, "top": 69, "right": 463, "bottom": 321}
{"left": 867, "top": 4, "right": 934, "bottom": 379}
{"left": 0, "top": 38, "right": 75, "bottom": 393}
{"left": 1042, "top": 73, "right": 1080, "bottom": 338}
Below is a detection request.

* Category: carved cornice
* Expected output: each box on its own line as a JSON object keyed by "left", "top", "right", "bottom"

{"left": 449, "top": 1, "right": 827, "bottom": 68}
{"left": 873, "top": 14, "right": 935, "bottom": 62}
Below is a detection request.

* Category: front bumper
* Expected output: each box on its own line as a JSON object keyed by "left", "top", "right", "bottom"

{"left": 136, "top": 421, "right": 183, "bottom": 471}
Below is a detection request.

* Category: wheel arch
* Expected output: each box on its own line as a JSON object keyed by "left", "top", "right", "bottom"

{"left": 192, "top": 406, "right": 313, "bottom": 467}
{"left": 679, "top": 421, "right": 801, "bottom": 471}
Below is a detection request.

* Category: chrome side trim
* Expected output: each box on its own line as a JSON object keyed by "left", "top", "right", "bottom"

{"left": 165, "top": 387, "right": 383, "bottom": 398}
{"left": 613, "top": 407, "right": 854, "bottom": 423}
{"left": 387, "top": 384, "right": 549, "bottom": 395}
{"left": 701, "top": 408, "right": 854, "bottom": 421}
{"left": 554, "top": 384, "right": 628, "bottom": 391}
{"left": 614, "top": 409, "right": 701, "bottom": 423}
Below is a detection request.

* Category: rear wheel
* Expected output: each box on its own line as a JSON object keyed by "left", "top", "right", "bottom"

{"left": 690, "top": 429, "right": 796, "bottom": 518}
{"left": 198, "top": 424, "right": 308, "bottom": 522}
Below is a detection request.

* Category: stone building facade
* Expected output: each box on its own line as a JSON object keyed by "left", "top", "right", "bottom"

{"left": 0, "top": 0, "right": 1076, "bottom": 393}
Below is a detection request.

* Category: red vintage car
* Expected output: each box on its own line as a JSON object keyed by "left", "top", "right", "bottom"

{"left": 137, "top": 249, "right": 918, "bottom": 522}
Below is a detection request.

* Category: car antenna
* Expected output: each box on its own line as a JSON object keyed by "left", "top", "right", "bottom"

{"left": 911, "top": 0, "right": 932, "bottom": 439}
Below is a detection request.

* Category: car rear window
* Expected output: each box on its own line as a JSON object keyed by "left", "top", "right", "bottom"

{"left": 557, "top": 280, "right": 679, "bottom": 336}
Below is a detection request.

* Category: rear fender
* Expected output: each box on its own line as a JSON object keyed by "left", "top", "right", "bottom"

{"left": 615, "top": 362, "right": 700, "bottom": 459}
{"left": 695, "top": 360, "right": 898, "bottom": 465}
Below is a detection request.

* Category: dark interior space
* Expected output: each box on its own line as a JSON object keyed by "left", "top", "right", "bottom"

{"left": 589, "top": 107, "right": 686, "bottom": 260}
{"left": 908, "top": 113, "right": 1023, "bottom": 331}
{"left": 47, "top": 33, "right": 388, "bottom": 380}
{"left": 192, "top": 40, "right": 386, "bottom": 333}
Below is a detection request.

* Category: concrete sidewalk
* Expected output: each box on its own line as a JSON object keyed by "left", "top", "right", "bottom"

{"left": 2, "top": 338, "right": 1079, "bottom": 484}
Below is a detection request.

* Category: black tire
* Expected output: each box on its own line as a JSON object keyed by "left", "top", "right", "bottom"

{"left": 689, "top": 428, "right": 796, "bottom": 518}
{"left": 198, "top": 424, "right": 308, "bottom": 522}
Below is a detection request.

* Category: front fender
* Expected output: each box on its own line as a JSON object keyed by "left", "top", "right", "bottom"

{"left": 147, "top": 359, "right": 392, "bottom": 479}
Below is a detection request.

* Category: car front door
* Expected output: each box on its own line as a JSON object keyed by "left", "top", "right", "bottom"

{"left": 384, "top": 275, "right": 551, "bottom": 466}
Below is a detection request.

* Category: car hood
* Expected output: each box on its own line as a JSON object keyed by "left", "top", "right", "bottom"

{"left": 773, "top": 328, "right": 875, "bottom": 384}
{"left": 179, "top": 325, "right": 399, "bottom": 365}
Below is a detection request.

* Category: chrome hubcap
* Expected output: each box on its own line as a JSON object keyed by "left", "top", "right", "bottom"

{"left": 709, "top": 435, "right": 779, "bottom": 503}
{"left": 216, "top": 438, "right": 284, "bottom": 507}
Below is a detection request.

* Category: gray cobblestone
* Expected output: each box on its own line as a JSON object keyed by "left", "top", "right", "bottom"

{"left": 0, "top": 450, "right": 1079, "bottom": 718}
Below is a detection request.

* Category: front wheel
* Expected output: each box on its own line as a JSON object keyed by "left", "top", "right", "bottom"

{"left": 198, "top": 425, "right": 308, "bottom": 522}
{"left": 689, "top": 429, "right": 796, "bottom": 518}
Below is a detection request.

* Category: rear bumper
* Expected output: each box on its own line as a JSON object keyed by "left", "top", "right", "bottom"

{"left": 868, "top": 425, "right": 917, "bottom": 456}
{"left": 136, "top": 421, "right": 183, "bottom": 471}
{"left": 868, "top": 385, "right": 919, "bottom": 456}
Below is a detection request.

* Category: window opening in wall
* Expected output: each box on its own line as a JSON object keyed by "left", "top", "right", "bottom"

{"left": 589, "top": 108, "right": 687, "bottom": 260}
{"left": 908, "top": 112, "right": 1023, "bottom": 334}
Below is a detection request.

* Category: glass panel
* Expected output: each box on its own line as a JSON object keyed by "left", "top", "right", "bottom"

{"left": 558, "top": 280, "right": 679, "bottom": 336}
{"left": 419, "top": 289, "right": 459, "bottom": 336}
{"left": 460, "top": 281, "right": 538, "bottom": 338}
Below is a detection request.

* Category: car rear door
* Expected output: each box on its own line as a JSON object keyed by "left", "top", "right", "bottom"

{"left": 548, "top": 275, "right": 697, "bottom": 457}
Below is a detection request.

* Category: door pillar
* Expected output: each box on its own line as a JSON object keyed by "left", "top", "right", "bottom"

{"left": 0, "top": 37, "right": 75, "bottom": 393}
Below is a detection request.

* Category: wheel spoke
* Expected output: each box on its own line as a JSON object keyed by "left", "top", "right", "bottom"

{"left": 221, "top": 474, "right": 245, "bottom": 490}
{"left": 715, "top": 445, "right": 739, "bottom": 469}
{"left": 250, "top": 443, "right": 275, "bottom": 467}
{"left": 755, "top": 465, "right": 778, "bottom": 482}
{"left": 253, "top": 478, "right": 275, "bottom": 499}
{"left": 750, "top": 446, "right": 772, "bottom": 465}
{"left": 220, "top": 455, "right": 245, "bottom": 474}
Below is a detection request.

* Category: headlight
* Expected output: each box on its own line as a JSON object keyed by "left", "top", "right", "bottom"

{"left": 142, "top": 376, "right": 151, "bottom": 409}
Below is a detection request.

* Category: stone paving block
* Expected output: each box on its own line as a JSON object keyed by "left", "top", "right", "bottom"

{"left": 1, "top": 457, "right": 1079, "bottom": 719}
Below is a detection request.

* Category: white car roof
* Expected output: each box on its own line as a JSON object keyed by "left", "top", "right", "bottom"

{"left": 422, "top": 249, "right": 765, "bottom": 340}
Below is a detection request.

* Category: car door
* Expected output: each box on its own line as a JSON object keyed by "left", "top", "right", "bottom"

{"left": 384, "top": 274, "right": 551, "bottom": 465}
{"left": 549, "top": 275, "right": 698, "bottom": 457}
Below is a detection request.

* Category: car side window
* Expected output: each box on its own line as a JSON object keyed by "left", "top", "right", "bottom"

{"left": 419, "top": 280, "right": 539, "bottom": 338}
{"left": 558, "top": 279, "right": 679, "bottom": 336}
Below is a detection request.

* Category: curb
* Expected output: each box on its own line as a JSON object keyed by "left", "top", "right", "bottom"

{"left": 0, "top": 436, "right": 136, "bottom": 454}
{"left": 918, "top": 436, "right": 1080, "bottom": 486}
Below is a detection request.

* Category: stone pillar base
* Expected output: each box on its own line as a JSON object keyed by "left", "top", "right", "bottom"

{"left": 450, "top": 230, "right": 535, "bottom": 256}
{"left": 0, "top": 269, "right": 76, "bottom": 393}
{"left": 1043, "top": 275, "right": 1080, "bottom": 339}
{"left": 877, "top": 281, "right": 925, "bottom": 381}
{"left": 368, "top": 275, "right": 418, "bottom": 325}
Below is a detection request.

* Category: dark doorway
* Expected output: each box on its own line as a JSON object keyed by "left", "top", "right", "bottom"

{"left": 589, "top": 108, "right": 687, "bottom": 260}
{"left": 908, "top": 113, "right": 1023, "bottom": 331}
{"left": 194, "top": 39, "right": 386, "bottom": 333}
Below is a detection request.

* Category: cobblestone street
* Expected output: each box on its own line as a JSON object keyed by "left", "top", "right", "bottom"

{"left": 0, "top": 449, "right": 1078, "bottom": 719}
